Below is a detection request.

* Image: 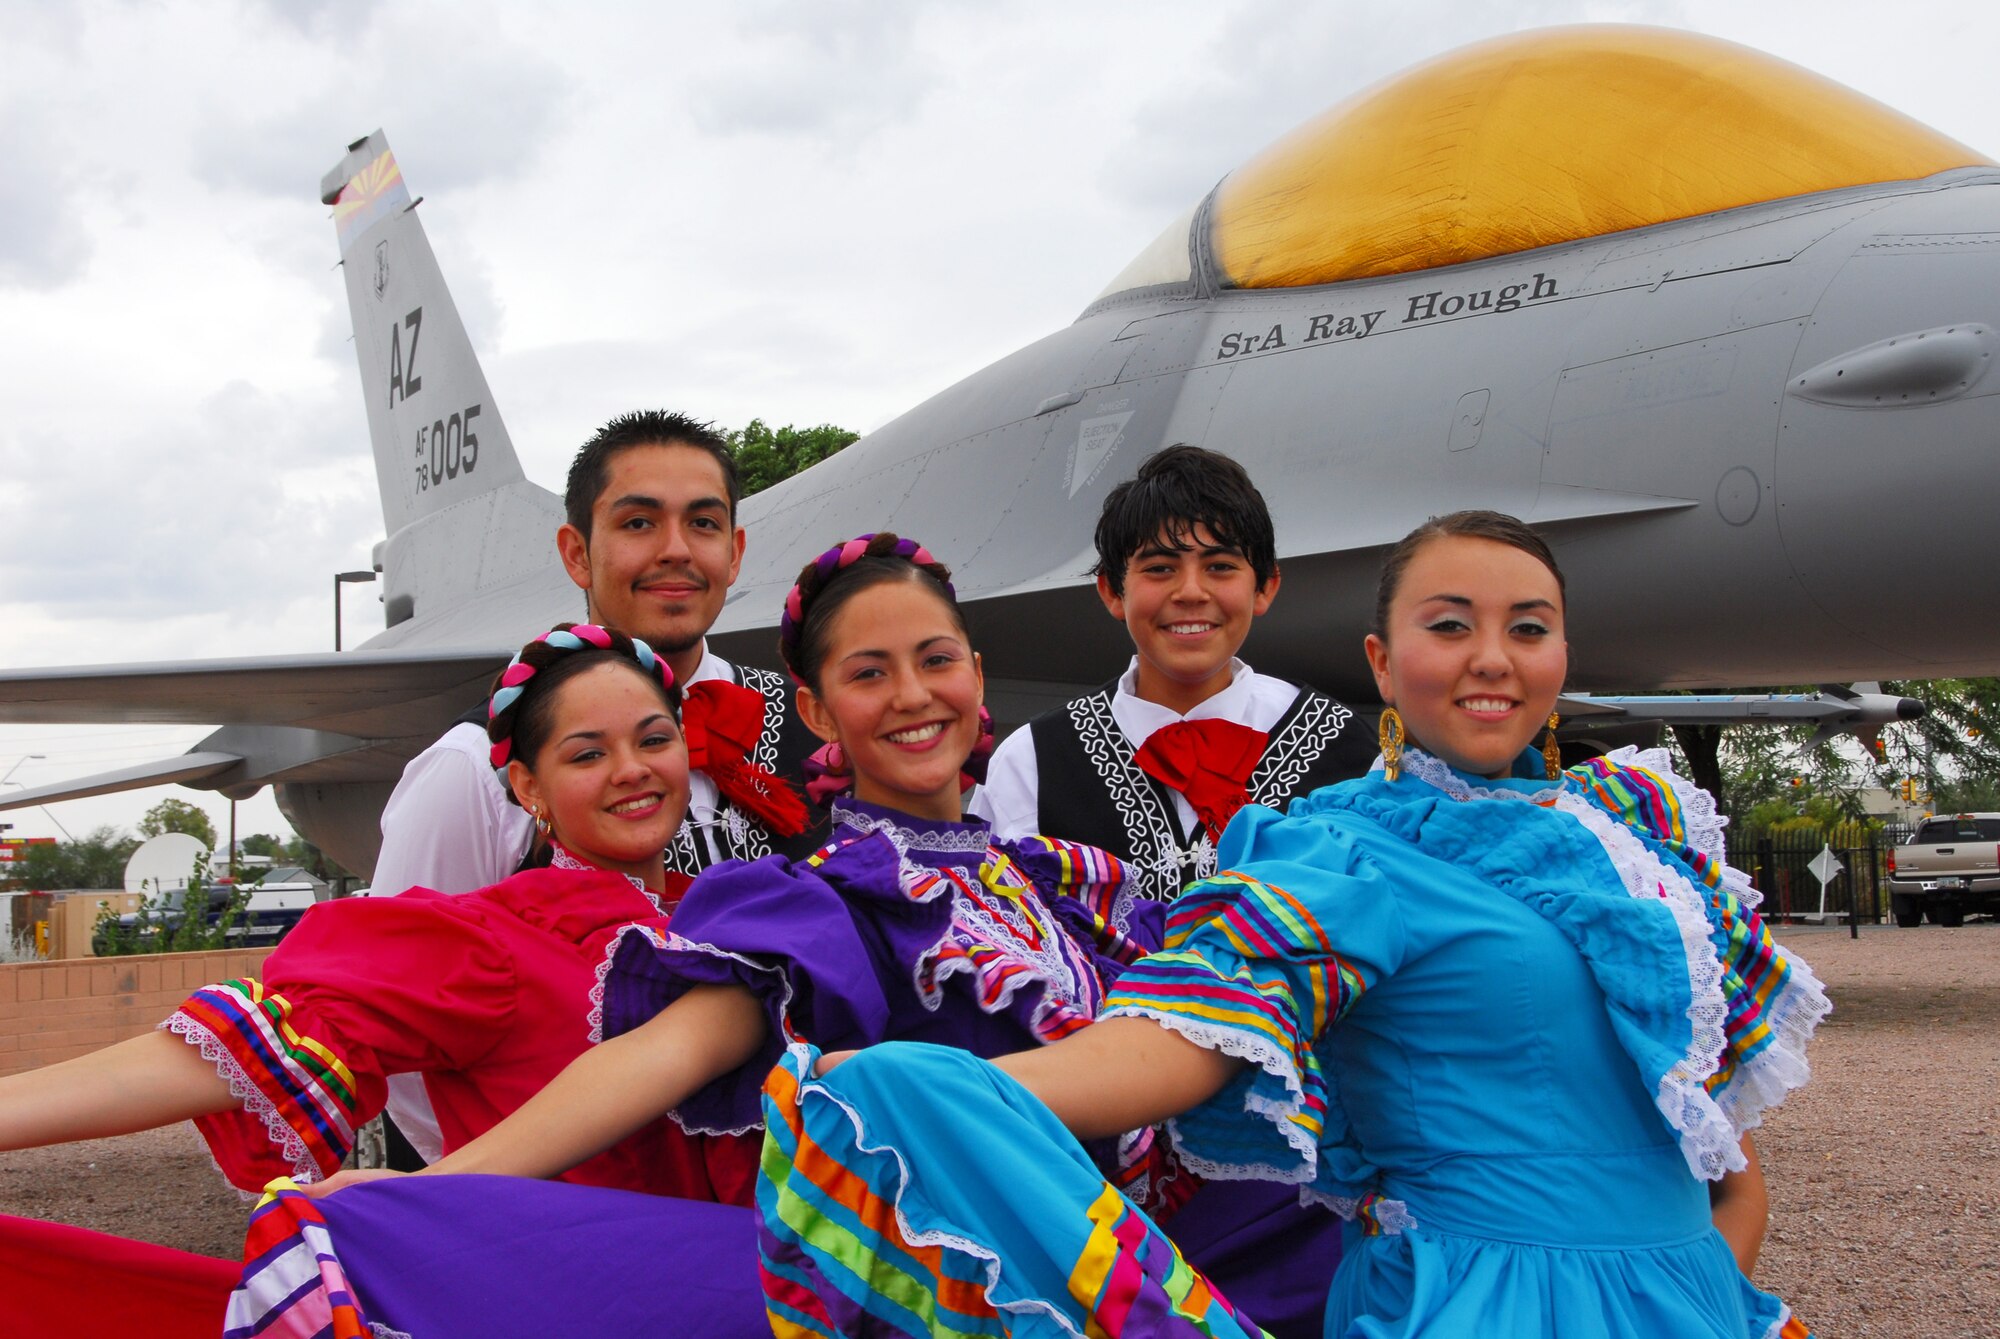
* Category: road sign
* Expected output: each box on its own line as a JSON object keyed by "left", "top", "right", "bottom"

{"left": 1804, "top": 843, "right": 1849, "bottom": 922}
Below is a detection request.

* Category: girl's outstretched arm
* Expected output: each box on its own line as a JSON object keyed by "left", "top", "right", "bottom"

{"left": 1711, "top": 1133, "right": 1770, "bottom": 1275}
{"left": 0, "top": 1030, "right": 239, "bottom": 1150}
{"left": 990, "top": 1015, "right": 1246, "bottom": 1140}
{"left": 311, "top": 983, "right": 766, "bottom": 1193}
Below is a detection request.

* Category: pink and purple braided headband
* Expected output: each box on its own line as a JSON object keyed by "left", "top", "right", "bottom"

{"left": 778, "top": 533, "right": 952, "bottom": 673}
{"left": 487, "top": 623, "right": 674, "bottom": 768}
{"left": 778, "top": 533, "right": 994, "bottom": 805}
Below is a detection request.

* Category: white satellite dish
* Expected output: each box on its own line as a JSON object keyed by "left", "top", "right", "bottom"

{"left": 124, "top": 832, "right": 210, "bottom": 895}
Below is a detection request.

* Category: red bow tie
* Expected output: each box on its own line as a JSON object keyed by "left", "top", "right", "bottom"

{"left": 1133, "top": 718, "right": 1270, "bottom": 843}
{"left": 681, "top": 680, "right": 808, "bottom": 838}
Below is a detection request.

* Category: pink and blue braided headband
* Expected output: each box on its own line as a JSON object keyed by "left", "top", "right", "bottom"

{"left": 488, "top": 624, "right": 673, "bottom": 768}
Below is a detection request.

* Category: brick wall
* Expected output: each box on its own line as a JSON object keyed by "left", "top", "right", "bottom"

{"left": 0, "top": 948, "right": 274, "bottom": 1077}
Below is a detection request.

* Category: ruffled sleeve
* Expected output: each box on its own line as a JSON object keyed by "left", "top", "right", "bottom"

{"left": 1000, "top": 833, "right": 1165, "bottom": 974}
{"left": 162, "top": 893, "right": 516, "bottom": 1191}
{"left": 597, "top": 836, "right": 956, "bottom": 1135}
{"left": 1100, "top": 803, "right": 1407, "bottom": 1205}
{"left": 1565, "top": 748, "right": 1830, "bottom": 1145}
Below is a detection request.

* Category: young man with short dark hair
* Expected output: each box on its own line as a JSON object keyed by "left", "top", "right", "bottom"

{"left": 370, "top": 409, "right": 818, "bottom": 1161}
{"left": 979, "top": 444, "right": 1376, "bottom": 906}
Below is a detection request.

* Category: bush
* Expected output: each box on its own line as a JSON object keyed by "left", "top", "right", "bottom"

{"left": 93, "top": 856, "right": 251, "bottom": 956}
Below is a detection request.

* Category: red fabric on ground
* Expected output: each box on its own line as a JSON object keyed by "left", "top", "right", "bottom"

{"left": 0, "top": 1213, "right": 234, "bottom": 1339}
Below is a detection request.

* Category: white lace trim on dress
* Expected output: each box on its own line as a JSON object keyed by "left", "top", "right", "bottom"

{"left": 586, "top": 931, "right": 621, "bottom": 1045}
{"left": 1397, "top": 746, "right": 1801, "bottom": 1181}
{"left": 1589, "top": 749, "right": 1830, "bottom": 1134}
{"left": 1594, "top": 745, "right": 1764, "bottom": 911}
{"left": 1551, "top": 788, "right": 1745, "bottom": 1181}
{"left": 159, "top": 1012, "right": 326, "bottom": 1186}
{"left": 549, "top": 844, "right": 666, "bottom": 913}
{"left": 835, "top": 802, "right": 993, "bottom": 857}
{"left": 789, "top": 1042, "right": 1100, "bottom": 1339}
{"left": 1096, "top": 1002, "right": 1416, "bottom": 1225}
{"left": 590, "top": 924, "right": 777, "bottom": 1138}
{"left": 1758, "top": 1304, "right": 1798, "bottom": 1339}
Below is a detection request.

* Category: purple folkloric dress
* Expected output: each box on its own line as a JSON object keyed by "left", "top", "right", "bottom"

{"left": 225, "top": 800, "right": 1339, "bottom": 1339}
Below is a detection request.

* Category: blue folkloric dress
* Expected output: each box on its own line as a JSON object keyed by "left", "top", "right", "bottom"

{"left": 223, "top": 801, "right": 1332, "bottom": 1338}
{"left": 757, "top": 748, "right": 1827, "bottom": 1339}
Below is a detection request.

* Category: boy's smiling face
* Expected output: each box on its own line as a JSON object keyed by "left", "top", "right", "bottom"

{"left": 1096, "top": 524, "right": 1279, "bottom": 715}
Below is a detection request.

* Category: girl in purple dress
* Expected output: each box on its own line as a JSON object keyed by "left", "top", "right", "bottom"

{"left": 255, "top": 533, "right": 1334, "bottom": 1339}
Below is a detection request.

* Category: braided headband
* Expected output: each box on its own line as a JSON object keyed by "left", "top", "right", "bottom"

{"left": 488, "top": 623, "right": 675, "bottom": 768}
{"left": 778, "top": 533, "right": 952, "bottom": 670}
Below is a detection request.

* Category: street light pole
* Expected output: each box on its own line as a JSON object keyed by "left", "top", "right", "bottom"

{"left": 0, "top": 754, "right": 45, "bottom": 787}
{"left": 1, "top": 754, "right": 71, "bottom": 841}
{"left": 334, "top": 570, "right": 377, "bottom": 652}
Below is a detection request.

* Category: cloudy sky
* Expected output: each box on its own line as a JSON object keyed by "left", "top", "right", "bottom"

{"left": 1, "top": 0, "right": 1993, "bottom": 848}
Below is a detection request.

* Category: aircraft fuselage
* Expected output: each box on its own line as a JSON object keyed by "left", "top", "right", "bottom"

{"left": 711, "top": 169, "right": 2000, "bottom": 708}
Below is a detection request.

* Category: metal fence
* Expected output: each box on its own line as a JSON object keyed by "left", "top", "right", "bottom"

{"left": 1742, "top": 830, "right": 1884, "bottom": 932}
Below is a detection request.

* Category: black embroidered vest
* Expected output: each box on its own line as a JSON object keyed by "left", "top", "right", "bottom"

{"left": 663, "top": 664, "right": 826, "bottom": 877}
{"left": 1028, "top": 680, "right": 1375, "bottom": 904}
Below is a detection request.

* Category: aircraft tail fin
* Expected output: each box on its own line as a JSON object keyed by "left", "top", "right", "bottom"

{"left": 322, "top": 131, "right": 527, "bottom": 544}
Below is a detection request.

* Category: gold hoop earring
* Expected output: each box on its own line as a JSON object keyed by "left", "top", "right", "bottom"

{"left": 531, "top": 807, "right": 553, "bottom": 840}
{"left": 1379, "top": 707, "right": 1405, "bottom": 782}
{"left": 1543, "top": 712, "right": 1562, "bottom": 780}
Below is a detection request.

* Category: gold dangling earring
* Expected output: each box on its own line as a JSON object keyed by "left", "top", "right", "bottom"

{"left": 1378, "top": 707, "right": 1405, "bottom": 782}
{"left": 1543, "top": 712, "right": 1562, "bottom": 780}
{"left": 531, "top": 806, "right": 554, "bottom": 840}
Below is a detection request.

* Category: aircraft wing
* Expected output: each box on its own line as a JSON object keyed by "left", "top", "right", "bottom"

{"left": 0, "top": 753, "right": 244, "bottom": 809}
{"left": 1561, "top": 686, "right": 1925, "bottom": 744}
{"left": 0, "top": 648, "right": 513, "bottom": 813}
{"left": 0, "top": 648, "right": 510, "bottom": 735}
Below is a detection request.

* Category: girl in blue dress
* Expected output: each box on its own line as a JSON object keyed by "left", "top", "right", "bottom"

{"left": 760, "top": 510, "right": 1825, "bottom": 1339}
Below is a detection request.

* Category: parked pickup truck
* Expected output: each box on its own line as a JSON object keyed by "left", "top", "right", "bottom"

{"left": 1886, "top": 813, "right": 2000, "bottom": 927}
{"left": 93, "top": 868, "right": 325, "bottom": 952}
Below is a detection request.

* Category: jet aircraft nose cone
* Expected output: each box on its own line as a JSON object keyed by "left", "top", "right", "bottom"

{"left": 1199, "top": 25, "right": 1990, "bottom": 291}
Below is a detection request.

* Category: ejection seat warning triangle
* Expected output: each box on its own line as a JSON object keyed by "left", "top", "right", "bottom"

{"left": 1069, "top": 411, "right": 1134, "bottom": 497}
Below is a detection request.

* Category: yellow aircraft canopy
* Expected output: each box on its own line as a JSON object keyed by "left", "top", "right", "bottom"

{"left": 1202, "top": 26, "right": 1991, "bottom": 290}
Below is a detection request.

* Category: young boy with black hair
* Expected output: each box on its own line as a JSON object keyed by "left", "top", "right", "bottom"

{"left": 979, "top": 444, "right": 1376, "bottom": 908}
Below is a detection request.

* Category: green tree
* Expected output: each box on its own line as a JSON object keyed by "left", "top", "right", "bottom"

{"left": 4, "top": 825, "right": 140, "bottom": 891}
{"left": 138, "top": 797, "right": 218, "bottom": 849}
{"left": 240, "top": 833, "right": 287, "bottom": 860}
{"left": 727, "top": 419, "right": 859, "bottom": 497}
{"left": 282, "top": 833, "right": 351, "bottom": 882}
{"left": 1876, "top": 678, "right": 2000, "bottom": 811}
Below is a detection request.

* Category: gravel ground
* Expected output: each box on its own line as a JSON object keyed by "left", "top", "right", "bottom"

{"left": 1753, "top": 923, "right": 1999, "bottom": 1337}
{"left": 1, "top": 922, "right": 1994, "bottom": 1332}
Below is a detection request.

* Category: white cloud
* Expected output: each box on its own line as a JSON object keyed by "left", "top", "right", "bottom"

{"left": 691, "top": 0, "right": 939, "bottom": 141}
{"left": 0, "top": 103, "right": 92, "bottom": 289}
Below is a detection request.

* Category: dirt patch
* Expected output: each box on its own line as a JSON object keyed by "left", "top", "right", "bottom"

{"left": 0, "top": 1124, "right": 249, "bottom": 1259}
{"left": 1755, "top": 924, "right": 2000, "bottom": 1338}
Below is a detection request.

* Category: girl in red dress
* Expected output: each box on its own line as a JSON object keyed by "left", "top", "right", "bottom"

{"left": 0, "top": 623, "right": 761, "bottom": 1337}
